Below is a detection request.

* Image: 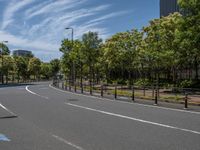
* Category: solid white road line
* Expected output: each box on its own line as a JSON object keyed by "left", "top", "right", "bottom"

{"left": 52, "top": 134, "right": 85, "bottom": 150}
{"left": 0, "top": 103, "right": 16, "bottom": 116}
{"left": 49, "top": 84, "right": 200, "bottom": 115}
{"left": 25, "top": 86, "right": 49, "bottom": 99}
{"left": 65, "top": 103, "right": 200, "bottom": 135}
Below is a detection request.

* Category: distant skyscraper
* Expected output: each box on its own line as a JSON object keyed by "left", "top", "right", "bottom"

{"left": 160, "top": 0, "right": 179, "bottom": 17}
{"left": 13, "top": 50, "right": 33, "bottom": 57}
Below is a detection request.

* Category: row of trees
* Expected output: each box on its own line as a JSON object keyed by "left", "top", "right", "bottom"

{"left": 0, "top": 44, "right": 60, "bottom": 84}
{"left": 59, "top": 0, "right": 200, "bottom": 88}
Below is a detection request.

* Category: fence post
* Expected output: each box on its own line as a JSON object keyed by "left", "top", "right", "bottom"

{"left": 90, "top": 82, "right": 92, "bottom": 95}
{"left": 114, "top": 85, "right": 117, "bottom": 99}
{"left": 155, "top": 89, "right": 158, "bottom": 105}
{"left": 81, "top": 83, "right": 83, "bottom": 93}
{"left": 101, "top": 85, "right": 103, "bottom": 97}
{"left": 184, "top": 92, "right": 188, "bottom": 109}
{"left": 74, "top": 82, "right": 77, "bottom": 92}
{"left": 132, "top": 85, "right": 135, "bottom": 101}
{"left": 69, "top": 79, "right": 71, "bottom": 91}
{"left": 143, "top": 86, "right": 146, "bottom": 96}
{"left": 155, "top": 83, "right": 158, "bottom": 105}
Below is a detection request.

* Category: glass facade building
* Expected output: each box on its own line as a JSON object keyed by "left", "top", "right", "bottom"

{"left": 160, "top": 0, "right": 179, "bottom": 17}
{"left": 13, "top": 50, "right": 32, "bottom": 57}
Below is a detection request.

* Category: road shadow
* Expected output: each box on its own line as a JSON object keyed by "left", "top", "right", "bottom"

{"left": 0, "top": 115, "right": 18, "bottom": 119}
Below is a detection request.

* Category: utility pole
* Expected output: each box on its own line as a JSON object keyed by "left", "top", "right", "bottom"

{"left": 65, "top": 27, "right": 75, "bottom": 87}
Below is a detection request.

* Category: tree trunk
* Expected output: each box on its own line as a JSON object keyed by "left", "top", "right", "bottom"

{"left": 80, "top": 62, "right": 83, "bottom": 89}
{"left": 1, "top": 75, "right": 4, "bottom": 84}
{"left": 128, "top": 71, "right": 132, "bottom": 87}
{"left": 89, "top": 64, "right": 92, "bottom": 94}
{"left": 6, "top": 72, "right": 8, "bottom": 84}
{"left": 172, "top": 67, "right": 177, "bottom": 86}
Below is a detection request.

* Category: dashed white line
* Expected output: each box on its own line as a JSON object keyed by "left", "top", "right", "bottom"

{"left": 49, "top": 84, "right": 200, "bottom": 115}
{"left": 25, "top": 86, "right": 49, "bottom": 99}
{"left": 65, "top": 103, "right": 200, "bottom": 135}
{"left": 52, "top": 134, "right": 85, "bottom": 150}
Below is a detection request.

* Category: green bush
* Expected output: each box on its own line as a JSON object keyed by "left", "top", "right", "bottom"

{"left": 134, "top": 78, "right": 150, "bottom": 87}
{"left": 116, "top": 79, "right": 126, "bottom": 85}
{"left": 179, "top": 80, "right": 192, "bottom": 88}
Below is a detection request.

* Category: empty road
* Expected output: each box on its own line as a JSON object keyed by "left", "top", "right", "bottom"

{"left": 0, "top": 82, "right": 200, "bottom": 150}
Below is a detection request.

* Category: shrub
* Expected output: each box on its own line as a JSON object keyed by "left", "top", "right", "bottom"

{"left": 134, "top": 78, "right": 150, "bottom": 87}
{"left": 179, "top": 80, "right": 192, "bottom": 88}
{"left": 116, "top": 79, "right": 126, "bottom": 85}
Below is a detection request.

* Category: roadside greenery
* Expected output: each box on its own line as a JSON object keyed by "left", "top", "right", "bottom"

{"left": 59, "top": 0, "right": 200, "bottom": 88}
{"left": 59, "top": 1, "right": 200, "bottom": 88}
{"left": 0, "top": 52, "right": 60, "bottom": 84}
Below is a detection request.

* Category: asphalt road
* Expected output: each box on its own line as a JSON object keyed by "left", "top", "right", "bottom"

{"left": 0, "top": 82, "right": 199, "bottom": 150}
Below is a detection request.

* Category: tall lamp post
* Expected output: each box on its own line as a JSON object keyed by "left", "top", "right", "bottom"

{"left": 0, "top": 41, "right": 8, "bottom": 84}
{"left": 65, "top": 27, "right": 75, "bottom": 87}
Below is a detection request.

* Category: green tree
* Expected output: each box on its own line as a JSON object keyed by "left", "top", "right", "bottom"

{"left": 40, "top": 63, "right": 52, "bottom": 79}
{"left": 0, "top": 43, "right": 10, "bottom": 55}
{"left": 50, "top": 59, "right": 60, "bottom": 77}
{"left": 177, "top": 0, "right": 200, "bottom": 80}
{"left": 14, "top": 56, "right": 29, "bottom": 82}
{"left": 0, "top": 56, "right": 14, "bottom": 83}
{"left": 103, "top": 30, "right": 143, "bottom": 84}
{"left": 28, "top": 57, "right": 41, "bottom": 80}
{"left": 140, "top": 13, "right": 181, "bottom": 84}
{"left": 82, "top": 32, "right": 102, "bottom": 92}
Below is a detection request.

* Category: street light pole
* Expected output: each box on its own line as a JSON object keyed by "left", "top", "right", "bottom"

{"left": 0, "top": 41, "right": 8, "bottom": 84}
{"left": 65, "top": 27, "right": 75, "bottom": 87}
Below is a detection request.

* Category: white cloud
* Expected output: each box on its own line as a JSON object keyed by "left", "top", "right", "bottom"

{"left": 22, "top": 4, "right": 112, "bottom": 43}
{"left": 0, "top": 0, "right": 130, "bottom": 61}
{"left": 1, "top": 0, "right": 34, "bottom": 29}
{"left": 25, "top": 0, "right": 87, "bottom": 19}
{"left": 87, "top": 11, "right": 131, "bottom": 24}
{"left": 0, "top": 31, "right": 59, "bottom": 52}
{"left": 25, "top": 0, "right": 52, "bottom": 17}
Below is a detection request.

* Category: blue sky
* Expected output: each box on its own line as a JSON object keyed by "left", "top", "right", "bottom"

{"left": 0, "top": 0, "right": 159, "bottom": 62}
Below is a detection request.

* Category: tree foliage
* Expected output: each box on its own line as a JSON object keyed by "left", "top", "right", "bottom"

{"left": 57, "top": 2, "right": 200, "bottom": 87}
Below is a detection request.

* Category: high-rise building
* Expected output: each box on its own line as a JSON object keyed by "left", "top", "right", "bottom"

{"left": 13, "top": 50, "right": 33, "bottom": 57}
{"left": 160, "top": 0, "right": 179, "bottom": 17}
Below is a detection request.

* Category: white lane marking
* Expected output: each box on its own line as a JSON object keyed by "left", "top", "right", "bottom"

{"left": 0, "top": 103, "right": 16, "bottom": 116}
{"left": 52, "top": 134, "right": 85, "bottom": 150}
{"left": 66, "top": 103, "right": 200, "bottom": 135}
{"left": 49, "top": 84, "right": 200, "bottom": 115}
{"left": 25, "top": 86, "right": 49, "bottom": 99}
